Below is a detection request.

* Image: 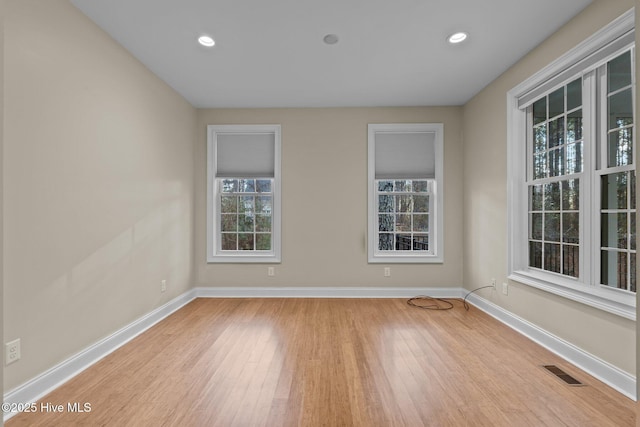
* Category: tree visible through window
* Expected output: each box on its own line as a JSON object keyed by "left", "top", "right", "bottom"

{"left": 600, "top": 50, "right": 636, "bottom": 292}
{"left": 508, "top": 12, "right": 635, "bottom": 316}
{"left": 527, "top": 50, "right": 636, "bottom": 292}
{"left": 527, "top": 78, "right": 583, "bottom": 278}
{"left": 523, "top": 49, "right": 635, "bottom": 292}
{"left": 368, "top": 123, "right": 444, "bottom": 263}
{"left": 219, "top": 178, "right": 273, "bottom": 252}
{"left": 207, "top": 125, "right": 281, "bottom": 263}
{"left": 376, "top": 179, "right": 431, "bottom": 252}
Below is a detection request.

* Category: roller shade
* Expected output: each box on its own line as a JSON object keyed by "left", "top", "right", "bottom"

{"left": 216, "top": 132, "right": 275, "bottom": 177}
{"left": 517, "top": 30, "right": 634, "bottom": 109}
{"left": 374, "top": 131, "right": 436, "bottom": 179}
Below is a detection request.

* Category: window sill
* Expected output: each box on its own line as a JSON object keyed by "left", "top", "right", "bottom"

{"left": 208, "top": 254, "right": 280, "bottom": 264}
{"left": 369, "top": 254, "right": 443, "bottom": 264}
{"left": 508, "top": 270, "right": 635, "bottom": 321}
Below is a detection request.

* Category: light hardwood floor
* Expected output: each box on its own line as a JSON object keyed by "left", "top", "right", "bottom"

{"left": 6, "top": 298, "right": 635, "bottom": 426}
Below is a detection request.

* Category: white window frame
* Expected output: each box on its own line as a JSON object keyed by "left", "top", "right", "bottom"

{"left": 507, "top": 10, "right": 635, "bottom": 319}
{"left": 368, "top": 123, "right": 444, "bottom": 263}
{"left": 207, "top": 124, "right": 281, "bottom": 263}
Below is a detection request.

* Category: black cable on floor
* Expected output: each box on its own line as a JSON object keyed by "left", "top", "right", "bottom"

{"left": 407, "top": 285, "right": 495, "bottom": 311}
{"left": 407, "top": 296, "right": 454, "bottom": 310}
{"left": 462, "top": 285, "right": 494, "bottom": 310}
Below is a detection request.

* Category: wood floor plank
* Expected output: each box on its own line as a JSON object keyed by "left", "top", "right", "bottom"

{"left": 6, "top": 298, "right": 635, "bottom": 426}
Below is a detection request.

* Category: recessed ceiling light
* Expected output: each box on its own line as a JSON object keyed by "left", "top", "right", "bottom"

{"left": 447, "top": 32, "right": 468, "bottom": 44}
{"left": 323, "top": 34, "right": 339, "bottom": 45}
{"left": 198, "top": 35, "right": 215, "bottom": 47}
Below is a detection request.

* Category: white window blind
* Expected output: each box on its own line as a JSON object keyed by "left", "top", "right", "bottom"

{"left": 374, "top": 132, "right": 436, "bottom": 179}
{"left": 216, "top": 132, "right": 275, "bottom": 177}
{"left": 517, "top": 30, "right": 634, "bottom": 109}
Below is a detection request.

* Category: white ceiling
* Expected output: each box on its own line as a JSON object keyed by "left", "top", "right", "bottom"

{"left": 70, "top": 0, "right": 593, "bottom": 108}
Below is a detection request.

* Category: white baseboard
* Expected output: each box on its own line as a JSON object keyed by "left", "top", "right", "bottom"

{"left": 3, "top": 290, "right": 197, "bottom": 422}
{"left": 4, "top": 285, "right": 634, "bottom": 423}
{"left": 466, "top": 292, "right": 637, "bottom": 401}
{"left": 193, "top": 286, "right": 463, "bottom": 299}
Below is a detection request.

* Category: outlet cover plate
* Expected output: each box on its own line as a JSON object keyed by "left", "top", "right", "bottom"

{"left": 6, "top": 339, "right": 20, "bottom": 365}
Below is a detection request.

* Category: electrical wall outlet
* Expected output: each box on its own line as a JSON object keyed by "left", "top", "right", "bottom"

{"left": 161, "top": 279, "right": 167, "bottom": 293}
{"left": 384, "top": 267, "right": 391, "bottom": 277}
{"left": 268, "top": 267, "right": 275, "bottom": 277}
{"left": 6, "top": 339, "right": 20, "bottom": 365}
{"left": 502, "top": 282, "right": 509, "bottom": 295}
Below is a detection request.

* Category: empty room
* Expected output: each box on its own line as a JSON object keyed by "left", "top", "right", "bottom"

{"left": 1, "top": 0, "right": 639, "bottom": 425}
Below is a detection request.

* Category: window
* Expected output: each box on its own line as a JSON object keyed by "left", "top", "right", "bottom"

{"left": 207, "top": 125, "right": 281, "bottom": 263}
{"left": 600, "top": 50, "right": 636, "bottom": 292}
{"left": 507, "top": 10, "right": 635, "bottom": 318}
{"left": 527, "top": 78, "right": 583, "bottom": 279}
{"left": 368, "top": 123, "right": 444, "bottom": 263}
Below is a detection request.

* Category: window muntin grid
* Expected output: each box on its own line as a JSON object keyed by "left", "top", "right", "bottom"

{"left": 218, "top": 178, "right": 273, "bottom": 252}
{"left": 376, "top": 179, "right": 432, "bottom": 253}
{"left": 526, "top": 49, "right": 636, "bottom": 292}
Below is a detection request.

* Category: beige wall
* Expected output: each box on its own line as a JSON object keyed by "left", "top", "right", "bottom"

{"left": 3, "top": 0, "right": 196, "bottom": 390}
{"left": 463, "top": 0, "right": 636, "bottom": 375}
{"left": 195, "top": 108, "right": 464, "bottom": 288}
